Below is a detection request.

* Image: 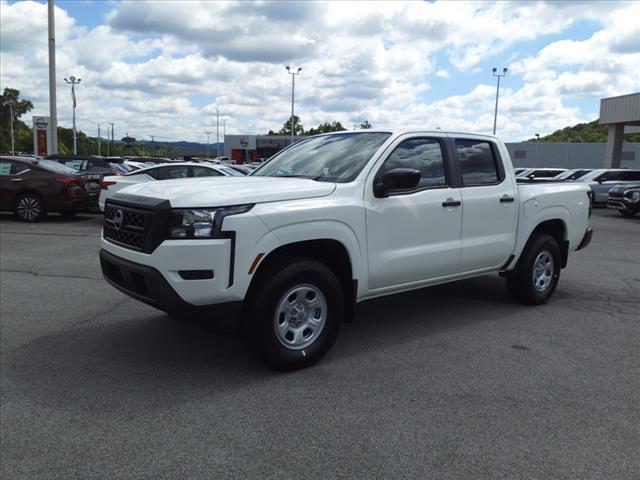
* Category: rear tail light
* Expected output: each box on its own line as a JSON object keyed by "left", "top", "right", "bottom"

{"left": 56, "top": 177, "right": 83, "bottom": 187}
{"left": 101, "top": 180, "right": 117, "bottom": 190}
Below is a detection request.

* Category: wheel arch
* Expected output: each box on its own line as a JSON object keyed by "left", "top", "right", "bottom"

{"left": 520, "top": 218, "right": 569, "bottom": 269}
{"left": 247, "top": 238, "right": 357, "bottom": 321}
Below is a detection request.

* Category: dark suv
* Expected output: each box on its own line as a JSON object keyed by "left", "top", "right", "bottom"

{"left": 607, "top": 184, "right": 640, "bottom": 217}
{"left": 0, "top": 156, "right": 98, "bottom": 222}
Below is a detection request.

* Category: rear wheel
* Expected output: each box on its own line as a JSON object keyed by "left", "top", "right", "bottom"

{"left": 506, "top": 233, "right": 561, "bottom": 305}
{"left": 15, "top": 193, "right": 45, "bottom": 222}
{"left": 244, "top": 257, "right": 343, "bottom": 370}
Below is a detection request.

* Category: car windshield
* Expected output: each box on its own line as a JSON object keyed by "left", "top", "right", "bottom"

{"left": 38, "top": 159, "right": 79, "bottom": 174}
{"left": 251, "top": 132, "right": 392, "bottom": 182}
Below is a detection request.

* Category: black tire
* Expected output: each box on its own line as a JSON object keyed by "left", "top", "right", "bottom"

{"left": 14, "top": 193, "right": 45, "bottom": 222}
{"left": 244, "top": 257, "right": 343, "bottom": 371}
{"left": 506, "top": 234, "right": 561, "bottom": 305}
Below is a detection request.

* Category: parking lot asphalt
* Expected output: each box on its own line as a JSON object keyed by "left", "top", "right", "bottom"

{"left": 1, "top": 209, "right": 638, "bottom": 479}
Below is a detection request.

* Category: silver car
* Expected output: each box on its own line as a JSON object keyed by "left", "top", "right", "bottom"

{"left": 578, "top": 169, "right": 640, "bottom": 204}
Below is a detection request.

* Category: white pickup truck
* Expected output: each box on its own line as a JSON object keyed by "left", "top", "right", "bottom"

{"left": 100, "top": 131, "right": 593, "bottom": 370}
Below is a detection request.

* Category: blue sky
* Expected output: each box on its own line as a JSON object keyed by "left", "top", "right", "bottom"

{"left": 2, "top": 1, "right": 639, "bottom": 142}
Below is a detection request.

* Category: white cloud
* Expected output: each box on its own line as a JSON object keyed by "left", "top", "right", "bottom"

{"left": 1, "top": 0, "right": 639, "bottom": 144}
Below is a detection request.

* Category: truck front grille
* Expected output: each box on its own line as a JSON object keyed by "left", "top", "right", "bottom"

{"left": 104, "top": 205, "right": 149, "bottom": 251}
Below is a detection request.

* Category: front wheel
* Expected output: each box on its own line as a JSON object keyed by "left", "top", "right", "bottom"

{"left": 244, "top": 258, "right": 343, "bottom": 370}
{"left": 506, "top": 234, "right": 561, "bottom": 305}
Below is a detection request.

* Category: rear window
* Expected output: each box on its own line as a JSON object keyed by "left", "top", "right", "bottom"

{"left": 38, "top": 160, "right": 78, "bottom": 174}
{"left": 455, "top": 139, "right": 501, "bottom": 186}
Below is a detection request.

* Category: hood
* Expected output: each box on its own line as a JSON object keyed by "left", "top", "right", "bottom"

{"left": 117, "top": 176, "right": 336, "bottom": 208}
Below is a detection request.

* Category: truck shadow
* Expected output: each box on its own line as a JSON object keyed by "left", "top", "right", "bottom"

{"left": 4, "top": 275, "right": 521, "bottom": 414}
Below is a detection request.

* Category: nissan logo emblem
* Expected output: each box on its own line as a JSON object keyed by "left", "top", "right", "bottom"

{"left": 113, "top": 209, "right": 124, "bottom": 231}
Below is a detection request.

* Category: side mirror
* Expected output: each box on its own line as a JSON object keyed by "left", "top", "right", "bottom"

{"left": 374, "top": 168, "right": 421, "bottom": 197}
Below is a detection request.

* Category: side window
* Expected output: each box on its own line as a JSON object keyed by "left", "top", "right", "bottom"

{"left": 192, "top": 166, "right": 222, "bottom": 178}
{"left": 12, "top": 162, "right": 30, "bottom": 175}
{"left": 0, "top": 160, "right": 12, "bottom": 176}
{"left": 136, "top": 168, "right": 158, "bottom": 179}
{"left": 621, "top": 171, "right": 640, "bottom": 181}
{"left": 157, "top": 166, "right": 189, "bottom": 180}
{"left": 382, "top": 138, "right": 447, "bottom": 190}
{"left": 455, "top": 139, "right": 501, "bottom": 186}
{"left": 598, "top": 171, "right": 623, "bottom": 182}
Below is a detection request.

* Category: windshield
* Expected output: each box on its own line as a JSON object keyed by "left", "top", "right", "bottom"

{"left": 252, "top": 132, "right": 391, "bottom": 182}
{"left": 38, "top": 159, "right": 79, "bottom": 174}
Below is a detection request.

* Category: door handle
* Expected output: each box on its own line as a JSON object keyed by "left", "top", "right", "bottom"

{"left": 442, "top": 198, "right": 461, "bottom": 208}
{"left": 500, "top": 195, "right": 515, "bottom": 203}
{"left": 10, "top": 178, "right": 23, "bottom": 182}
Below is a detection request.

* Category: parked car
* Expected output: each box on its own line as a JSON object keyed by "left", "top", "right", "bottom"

{"left": 225, "top": 164, "right": 254, "bottom": 175}
{"left": 0, "top": 156, "right": 99, "bottom": 222}
{"left": 516, "top": 168, "right": 567, "bottom": 179}
{"left": 98, "top": 162, "right": 242, "bottom": 211}
{"left": 577, "top": 169, "right": 640, "bottom": 205}
{"left": 553, "top": 169, "right": 594, "bottom": 181}
{"left": 99, "top": 130, "right": 592, "bottom": 370}
{"left": 607, "top": 184, "right": 640, "bottom": 217}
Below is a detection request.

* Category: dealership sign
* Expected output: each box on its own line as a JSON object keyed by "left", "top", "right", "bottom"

{"left": 32, "top": 116, "right": 52, "bottom": 156}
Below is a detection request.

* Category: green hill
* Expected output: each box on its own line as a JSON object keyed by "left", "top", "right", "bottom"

{"left": 525, "top": 120, "right": 640, "bottom": 143}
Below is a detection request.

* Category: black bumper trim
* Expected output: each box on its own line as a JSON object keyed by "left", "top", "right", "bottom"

{"left": 576, "top": 227, "right": 593, "bottom": 251}
{"left": 100, "top": 249, "right": 242, "bottom": 318}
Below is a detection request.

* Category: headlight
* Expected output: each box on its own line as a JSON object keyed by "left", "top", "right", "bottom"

{"left": 168, "top": 204, "right": 253, "bottom": 239}
{"left": 626, "top": 191, "right": 640, "bottom": 200}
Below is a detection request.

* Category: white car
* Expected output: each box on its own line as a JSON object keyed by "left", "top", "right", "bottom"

{"left": 100, "top": 130, "right": 592, "bottom": 370}
{"left": 515, "top": 168, "right": 567, "bottom": 179}
{"left": 98, "top": 162, "right": 242, "bottom": 212}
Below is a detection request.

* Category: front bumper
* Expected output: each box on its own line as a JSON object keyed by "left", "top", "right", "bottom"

{"left": 607, "top": 198, "right": 639, "bottom": 213}
{"left": 100, "top": 249, "right": 242, "bottom": 317}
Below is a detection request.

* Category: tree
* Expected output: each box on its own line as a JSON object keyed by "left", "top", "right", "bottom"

{"left": 0, "top": 88, "right": 34, "bottom": 152}
{"left": 525, "top": 120, "right": 640, "bottom": 143}
{"left": 306, "top": 121, "right": 347, "bottom": 135}
{"left": 360, "top": 120, "right": 372, "bottom": 129}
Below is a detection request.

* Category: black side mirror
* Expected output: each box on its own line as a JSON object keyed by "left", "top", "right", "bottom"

{"left": 374, "top": 168, "right": 421, "bottom": 197}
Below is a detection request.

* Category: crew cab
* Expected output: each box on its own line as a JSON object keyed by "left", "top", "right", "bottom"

{"left": 99, "top": 131, "right": 593, "bottom": 370}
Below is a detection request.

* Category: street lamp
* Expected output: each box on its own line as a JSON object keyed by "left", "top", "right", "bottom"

{"left": 64, "top": 75, "right": 81, "bottom": 154}
{"left": 8, "top": 101, "right": 15, "bottom": 155}
{"left": 492, "top": 67, "right": 507, "bottom": 135}
{"left": 204, "top": 130, "right": 213, "bottom": 158}
{"left": 286, "top": 66, "right": 302, "bottom": 145}
{"left": 215, "top": 106, "right": 220, "bottom": 158}
{"left": 535, "top": 133, "right": 540, "bottom": 167}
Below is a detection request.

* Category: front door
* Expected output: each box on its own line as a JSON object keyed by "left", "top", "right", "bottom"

{"left": 365, "top": 135, "right": 462, "bottom": 292}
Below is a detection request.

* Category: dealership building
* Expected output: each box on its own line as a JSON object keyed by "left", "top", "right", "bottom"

{"left": 223, "top": 135, "right": 302, "bottom": 162}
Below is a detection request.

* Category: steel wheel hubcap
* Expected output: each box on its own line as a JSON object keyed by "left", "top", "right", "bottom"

{"left": 532, "top": 250, "right": 554, "bottom": 292}
{"left": 17, "top": 197, "right": 40, "bottom": 221}
{"left": 274, "top": 284, "right": 327, "bottom": 350}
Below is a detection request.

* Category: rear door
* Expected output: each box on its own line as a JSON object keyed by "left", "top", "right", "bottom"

{"left": 455, "top": 137, "right": 518, "bottom": 272}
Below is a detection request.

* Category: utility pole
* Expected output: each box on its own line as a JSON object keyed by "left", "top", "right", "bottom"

{"left": 286, "top": 66, "right": 302, "bottom": 145}
{"left": 97, "top": 124, "right": 101, "bottom": 156}
{"left": 48, "top": 0, "right": 58, "bottom": 153}
{"left": 9, "top": 103, "right": 15, "bottom": 155}
{"left": 151, "top": 135, "right": 155, "bottom": 156}
{"left": 204, "top": 131, "right": 212, "bottom": 158}
{"left": 223, "top": 120, "right": 226, "bottom": 157}
{"left": 535, "top": 133, "right": 540, "bottom": 167}
{"left": 64, "top": 75, "right": 81, "bottom": 154}
{"left": 215, "top": 107, "right": 220, "bottom": 158}
{"left": 110, "top": 122, "right": 114, "bottom": 152}
{"left": 106, "top": 125, "right": 110, "bottom": 156}
{"left": 492, "top": 67, "right": 507, "bottom": 135}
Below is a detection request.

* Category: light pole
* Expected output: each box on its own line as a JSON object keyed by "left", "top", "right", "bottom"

{"left": 492, "top": 67, "right": 507, "bottom": 135}
{"left": 286, "top": 66, "right": 302, "bottom": 145}
{"left": 204, "top": 130, "right": 213, "bottom": 158}
{"left": 64, "top": 75, "right": 81, "bottom": 154}
{"left": 8, "top": 102, "right": 15, "bottom": 155}
{"left": 535, "top": 133, "right": 540, "bottom": 167}
{"left": 48, "top": 0, "right": 58, "bottom": 153}
{"left": 97, "top": 124, "right": 101, "bottom": 156}
{"left": 223, "top": 120, "right": 226, "bottom": 157}
{"left": 215, "top": 107, "right": 220, "bottom": 158}
{"left": 566, "top": 135, "right": 571, "bottom": 168}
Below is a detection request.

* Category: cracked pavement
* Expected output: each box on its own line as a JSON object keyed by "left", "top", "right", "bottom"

{"left": 1, "top": 210, "right": 638, "bottom": 479}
